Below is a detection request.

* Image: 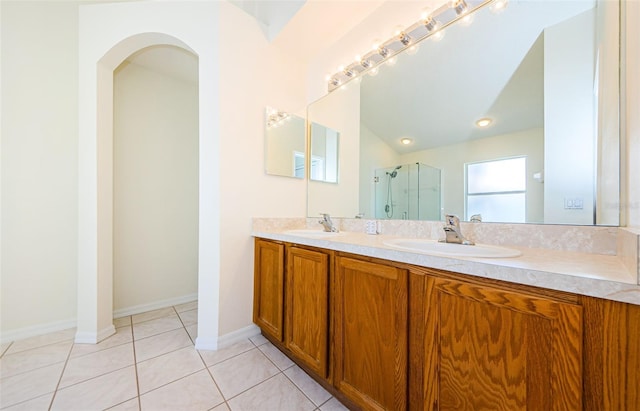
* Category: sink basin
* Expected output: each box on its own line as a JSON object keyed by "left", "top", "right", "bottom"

{"left": 383, "top": 238, "right": 521, "bottom": 258}
{"left": 283, "top": 229, "right": 344, "bottom": 238}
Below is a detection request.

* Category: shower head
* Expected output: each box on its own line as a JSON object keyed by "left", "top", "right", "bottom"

{"left": 386, "top": 165, "right": 402, "bottom": 178}
{"left": 389, "top": 171, "right": 397, "bottom": 178}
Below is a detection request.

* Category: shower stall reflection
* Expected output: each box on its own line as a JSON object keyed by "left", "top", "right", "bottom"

{"left": 375, "top": 162, "right": 441, "bottom": 220}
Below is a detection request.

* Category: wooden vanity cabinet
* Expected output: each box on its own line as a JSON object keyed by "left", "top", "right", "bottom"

{"left": 420, "top": 273, "right": 583, "bottom": 411}
{"left": 254, "top": 239, "right": 639, "bottom": 411}
{"left": 333, "top": 256, "right": 409, "bottom": 411}
{"left": 285, "top": 246, "right": 331, "bottom": 378}
{"left": 253, "top": 238, "right": 285, "bottom": 341}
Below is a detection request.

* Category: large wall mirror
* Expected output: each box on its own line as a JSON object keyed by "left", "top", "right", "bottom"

{"left": 306, "top": 0, "right": 620, "bottom": 225}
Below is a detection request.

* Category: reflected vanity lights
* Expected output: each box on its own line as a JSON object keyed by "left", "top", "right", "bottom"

{"left": 327, "top": 0, "right": 507, "bottom": 91}
{"left": 266, "top": 107, "right": 291, "bottom": 129}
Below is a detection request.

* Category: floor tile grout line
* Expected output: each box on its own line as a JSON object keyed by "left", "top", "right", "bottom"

{"left": 0, "top": 342, "right": 14, "bottom": 358}
{"left": 191, "top": 310, "right": 230, "bottom": 410}
{"left": 46, "top": 335, "right": 75, "bottom": 410}
{"left": 213, "top": 344, "right": 317, "bottom": 407}
{"left": 50, "top": 363, "right": 137, "bottom": 393}
{"left": 253, "top": 338, "right": 336, "bottom": 409}
{"left": 218, "top": 369, "right": 287, "bottom": 404}
{"left": 0, "top": 358, "right": 68, "bottom": 381}
{"left": 280, "top": 364, "right": 331, "bottom": 409}
{"left": 129, "top": 317, "right": 143, "bottom": 411}
{"left": 0, "top": 391, "right": 52, "bottom": 410}
{"left": 1, "top": 335, "right": 76, "bottom": 360}
{"left": 67, "top": 334, "right": 133, "bottom": 361}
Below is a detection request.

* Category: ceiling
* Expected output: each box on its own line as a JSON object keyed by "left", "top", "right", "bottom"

{"left": 359, "top": 0, "right": 596, "bottom": 153}
{"left": 123, "top": 0, "right": 386, "bottom": 83}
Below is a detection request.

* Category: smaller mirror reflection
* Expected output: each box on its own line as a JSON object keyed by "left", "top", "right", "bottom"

{"left": 310, "top": 122, "right": 340, "bottom": 183}
{"left": 265, "top": 106, "right": 305, "bottom": 179}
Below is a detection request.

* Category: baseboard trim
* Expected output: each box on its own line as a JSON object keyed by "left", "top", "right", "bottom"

{"left": 1, "top": 293, "right": 199, "bottom": 345}
{"left": 218, "top": 324, "right": 261, "bottom": 349}
{"left": 75, "top": 324, "right": 116, "bottom": 344}
{"left": 0, "top": 318, "right": 77, "bottom": 345}
{"left": 113, "top": 293, "right": 198, "bottom": 319}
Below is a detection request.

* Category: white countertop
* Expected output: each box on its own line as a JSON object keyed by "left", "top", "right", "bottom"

{"left": 253, "top": 229, "right": 640, "bottom": 306}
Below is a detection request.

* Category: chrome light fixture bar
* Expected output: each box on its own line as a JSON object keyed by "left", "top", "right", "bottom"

{"left": 327, "top": 0, "right": 499, "bottom": 92}
{"left": 266, "top": 107, "right": 291, "bottom": 129}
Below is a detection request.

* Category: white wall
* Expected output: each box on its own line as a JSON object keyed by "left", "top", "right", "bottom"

{"left": 401, "top": 128, "right": 544, "bottom": 223}
{"left": 112, "top": 56, "right": 198, "bottom": 313}
{"left": 0, "top": 0, "right": 307, "bottom": 344}
{"left": 265, "top": 115, "right": 305, "bottom": 178}
{"left": 307, "top": 82, "right": 361, "bottom": 218}
{"left": 543, "top": 10, "right": 596, "bottom": 225}
{"left": 1, "top": 0, "right": 638, "bottom": 344}
{"left": 218, "top": 1, "right": 307, "bottom": 336}
{"left": 1, "top": 1, "right": 79, "bottom": 339}
{"left": 624, "top": 0, "right": 640, "bottom": 228}
{"left": 359, "top": 123, "right": 401, "bottom": 219}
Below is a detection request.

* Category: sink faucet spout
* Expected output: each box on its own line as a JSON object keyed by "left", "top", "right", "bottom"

{"left": 440, "top": 214, "right": 474, "bottom": 245}
{"left": 319, "top": 213, "right": 339, "bottom": 232}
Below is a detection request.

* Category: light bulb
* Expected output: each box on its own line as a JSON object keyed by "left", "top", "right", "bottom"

{"left": 424, "top": 16, "right": 439, "bottom": 32}
{"left": 400, "top": 138, "right": 413, "bottom": 145}
{"left": 406, "top": 45, "right": 419, "bottom": 55}
{"left": 490, "top": 0, "right": 508, "bottom": 13}
{"left": 399, "top": 32, "right": 411, "bottom": 46}
{"left": 450, "top": 0, "right": 468, "bottom": 15}
{"left": 386, "top": 56, "right": 397, "bottom": 66}
{"left": 368, "top": 66, "right": 379, "bottom": 77}
{"left": 420, "top": 7, "right": 434, "bottom": 20}
{"left": 460, "top": 14, "right": 474, "bottom": 26}
{"left": 431, "top": 30, "right": 445, "bottom": 42}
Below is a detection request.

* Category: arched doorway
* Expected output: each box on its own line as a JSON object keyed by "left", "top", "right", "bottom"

{"left": 77, "top": 1, "right": 221, "bottom": 351}
{"left": 112, "top": 45, "right": 199, "bottom": 318}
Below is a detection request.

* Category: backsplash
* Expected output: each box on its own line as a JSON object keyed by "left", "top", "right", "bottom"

{"left": 254, "top": 217, "right": 619, "bottom": 255}
{"left": 252, "top": 218, "right": 640, "bottom": 284}
{"left": 619, "top": 227, "right": 640, "bottom": 284}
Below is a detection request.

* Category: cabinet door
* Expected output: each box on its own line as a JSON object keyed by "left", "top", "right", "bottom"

{"left": 424, "top": 277, "right": 583, "bottom": 411}
{"left": 253, "top": 239, "right": 285, "bottom": 341}
{"left": 285, "top": 246, "right": 330, "bottom": 378}
{"left": 334, "top": 256, "right": 408, "bottom": 411}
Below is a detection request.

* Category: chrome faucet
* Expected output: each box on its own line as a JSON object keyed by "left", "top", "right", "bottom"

{"left": 440, "top": 214, "right": 474, "bottom": 245}
{"left": 319, "top": 213, "right": 338, "bottom": 232}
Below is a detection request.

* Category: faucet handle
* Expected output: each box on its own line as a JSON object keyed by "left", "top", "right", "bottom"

{"left": 444, "top": 214, "right": 460, "bottom": 227}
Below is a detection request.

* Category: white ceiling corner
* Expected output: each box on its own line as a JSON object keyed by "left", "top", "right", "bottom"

{"left": 228, "top": 0, "right": 307, "bottom": 42}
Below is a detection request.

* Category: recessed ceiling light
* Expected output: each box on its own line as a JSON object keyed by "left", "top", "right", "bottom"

{"left": 400, "top": 138, "right": 413, "bottom": 145}
{"left": 476, "top": 118, "right": 493, "bottom": 128}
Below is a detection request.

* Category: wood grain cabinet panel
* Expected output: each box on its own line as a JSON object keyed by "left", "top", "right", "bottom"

{"left": 582, "top": 296, "right": 640, "bottom": 411}
{"left": 253, "top": 238, "right": 285, "bottom": 342}
{"left": 334, "top": 256, "right": 408, "bottom": 411}
{"left": 423, "top": 277, "right": 583, "bottom": 411}
{"left": 285, "top": 246, "right": 330, "bottom": 378}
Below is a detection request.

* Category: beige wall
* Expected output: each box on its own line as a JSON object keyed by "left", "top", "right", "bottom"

{"left": 217, "top": 1, "right": 307, "bottom": 335}
{"left": 624, "top": 0, "right": 640, "bottom": 227}
{"left": 112, "top": 56, "right": 199, "bottom": 314}
{"left": 1, "top": 0, "right": 638, "bottom": 343}
{"left": 401, "top": 128, "right": 544, "bottom": 223}
{"left": 0, "top": 0, "right": 307, "bottom": 341}
{"left": 307, "top": 82, "right": 361, "bottom": 219}
{"left": 1, "top": 1, "right": 79, "bottom": 337}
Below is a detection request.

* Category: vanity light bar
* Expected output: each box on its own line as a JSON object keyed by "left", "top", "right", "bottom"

{"left": 327, "top": 0, "right": 498, "bottom": 92}
{"left": 266, "top": 107, "right": 291, "bottom": 129}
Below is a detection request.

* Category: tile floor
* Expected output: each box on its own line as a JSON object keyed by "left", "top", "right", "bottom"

{"left": 0, "top": 301, "right": 349, "bottom": 411}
